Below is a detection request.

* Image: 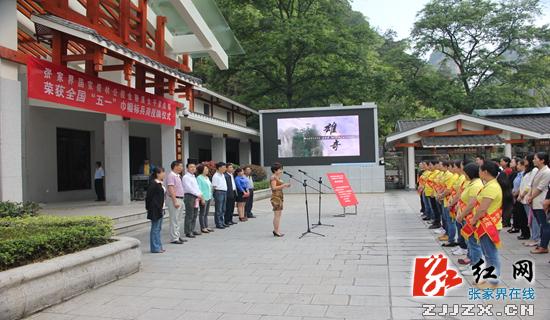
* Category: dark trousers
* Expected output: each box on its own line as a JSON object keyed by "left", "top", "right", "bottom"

{"left": 502, "top": 206, "right": 512, "bottom": 227}
{"left": 214, "top": 191, "right": 226, "bottom": 227}
{"left": 245, "top": 189, "right": 254, "bottom": 217}
{"left": 94, "top": 178, "right": 105, "bottom": 200}
{"left": 183, "top": 194, "right": 198, "bottom": 235}
{"left": 225, "top": 190, "right": 236, "bottom": 223}
{"left": 513, "top": 200, "right": 530, "bottom": 238}
{"left": 429, "top": 196, "right": 441, "bottom": 226}
{"left": 534, "top": 209, "right": 550, "bottom": 248}
{"left": 420, "top": 194, "right": 425, "bottom": 213}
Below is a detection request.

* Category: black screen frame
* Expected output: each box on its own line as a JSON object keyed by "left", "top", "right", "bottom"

{"left": 261, "top": 107, "right": 377, "bottom": 166}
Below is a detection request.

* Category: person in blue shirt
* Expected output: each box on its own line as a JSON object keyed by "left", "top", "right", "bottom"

{"left": 510, "top": 157, "right": 527, "bottom": 235}
{"left": 234, "top": 168, "right": 250, "bottom": 222}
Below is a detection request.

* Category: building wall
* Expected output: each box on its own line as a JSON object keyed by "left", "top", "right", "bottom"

{"left": 234, "top": 113, "right": 247, "bottom": 127}
{"left": 23, "top": 106, "right": 106, "bottom": 203}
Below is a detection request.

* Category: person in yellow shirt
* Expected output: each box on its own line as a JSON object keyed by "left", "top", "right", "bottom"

{"left": 436, "top": 161, "right": 455, "bottom": 242}
{"left": 456, "top": 163, "right": 484, "bottom": 275}
{"left": 440, "top": 161, "right": 461, "bottom": 246}
{"left": 469, "top": 161, "right": 513, "bottom": 288}
{"left": 418, "top": 161, "right": 433, "bottom": 221}
{"left": 448, "top": 160, "right": 469, "bottom": 255}
{"left": 426, "top": 161, "right": 443, "bottom": 229}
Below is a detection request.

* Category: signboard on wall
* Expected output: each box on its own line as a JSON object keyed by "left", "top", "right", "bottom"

{"left": 176, "top": 129, "right": 183, "bottom": 161}
{"left": 27, "top": 57, "right": 178, "bottom": 126}
{"left": 326, "top": 172, "right": 358, "bottom": 207}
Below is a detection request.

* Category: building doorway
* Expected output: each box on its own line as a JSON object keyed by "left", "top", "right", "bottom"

{"left": 56, "top": 128, "right": 91, "bottom": 191}
{"left": 129, "top": 136, "right": 149, "bottom": 175}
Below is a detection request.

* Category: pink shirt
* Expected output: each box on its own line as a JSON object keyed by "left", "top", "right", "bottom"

{"left": 166, "top": 171, "right": 184, "bottom": 197}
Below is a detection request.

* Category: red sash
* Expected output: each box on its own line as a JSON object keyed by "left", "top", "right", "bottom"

{"left": 460, "top": 200, "right": 478, "bottom": 239}
{"left": 474, "top": 208, "right": 503, "bottom": 248}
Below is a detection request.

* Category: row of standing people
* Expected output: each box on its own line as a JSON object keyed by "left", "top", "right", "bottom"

{"left": 417, "top": 152, "right": 550, "bottom": 288}
{"left": 145, "top": 161, "right": 257, "bottom": 253}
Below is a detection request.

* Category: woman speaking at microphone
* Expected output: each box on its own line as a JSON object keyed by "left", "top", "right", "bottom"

{"left": 270, "top": 162, "right": 290, "bottom": 237}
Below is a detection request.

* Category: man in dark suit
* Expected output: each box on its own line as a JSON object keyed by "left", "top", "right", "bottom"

{"left": 224, "top": 163, "right": 237, "bottom": 225}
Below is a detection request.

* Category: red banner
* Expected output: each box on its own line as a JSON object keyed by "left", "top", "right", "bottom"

{"left": 27, "top": 57, "right": 178, "bottom": 126}
{"left": 326, "top": 172, "right": 358, "bottom": 207}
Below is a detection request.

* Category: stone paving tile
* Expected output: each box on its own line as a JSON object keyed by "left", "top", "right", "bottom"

{"left": 25, "top": 192, "right": 550, "bottom": 320}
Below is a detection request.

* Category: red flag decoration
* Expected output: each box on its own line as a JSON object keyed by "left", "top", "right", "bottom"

{"left": 326, "top": 172, "right": 358, "bottom": 207}
{"left": 27, "top": 57, "right": 178, "bottom": 126}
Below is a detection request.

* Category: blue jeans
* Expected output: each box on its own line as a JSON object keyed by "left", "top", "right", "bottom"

{"left": 479, "top": 234, "right": 501, "bottom": 284}
{"left": 456, "top": 221, "right": 467, "bottom": 249}
{"left": 150, "top": 218, "right": 163, "bottom": 253}
{"left": 525, "top": 204, "right": 540, "bottom": 241}
{"left": 534, "top": 209, "right": 550, "bottom": 248}
{"left": 214, "top": 190, "right": 226, "bottom": 227}
{"left": 442, "top": 206, "right": 456, "bottom": 242}
{"left": 467, "top": 236, "right": 482, "bottom": 267}
{"left": 422, "top": 194, "right": 433, "bottom": 219}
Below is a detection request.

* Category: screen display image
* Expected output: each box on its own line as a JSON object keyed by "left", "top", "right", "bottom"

{"left": 277, "top": 115, "right": 360, "bottom": 158}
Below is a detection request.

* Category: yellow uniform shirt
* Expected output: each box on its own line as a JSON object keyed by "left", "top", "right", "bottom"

{"left": 419, "top": 170, "right": 431, "bottom": 188}
{"left": 443, "top": 173, "right": 459, "bottom": 206}
{"left": 424, "top": 170, "right": 440, "bottom": 197}
{"left": 476, "top": 178, "right": 503, "bottom": 230}
{"left": 453, "top": 174, "right": 466, "bottom": 193}
{"left": 460, "top": 178, "right": 484, "bottom": 207}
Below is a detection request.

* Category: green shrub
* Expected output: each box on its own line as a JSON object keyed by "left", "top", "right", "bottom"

{"left": 244, "top": 164, "right": 267, "bottom": 181}
{"left": 253, "top": 180, "right": 270, "bottom": 190}
{"left": 0, "top": 201, "right": 41, "bottom": 218}
{"left": 0, "top": 215, "right": 113, "bottom": 271}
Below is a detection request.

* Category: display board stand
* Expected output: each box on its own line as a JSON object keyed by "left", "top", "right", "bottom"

{"left": 326, "top": 173, "right": 359, "bottom": 217}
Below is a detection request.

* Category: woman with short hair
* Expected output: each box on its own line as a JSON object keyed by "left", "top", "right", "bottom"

{"left": 196, "top": 164, "right": 214, "bottom": 234}
{"left": 146, "top": 166, "right": 166, "bottom": 253}
{"left": 234, "top": 168, "right": 250, "bottom": 222}
{"left": 270, "top": 162, "right": 290, "bottom": 237}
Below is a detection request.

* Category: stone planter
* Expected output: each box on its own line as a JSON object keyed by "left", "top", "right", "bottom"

{"left": 254, "top": 188, "right": 271, "bottom": 201}
{"left": 0, "top": 236, "right": 141, "bottom": 320}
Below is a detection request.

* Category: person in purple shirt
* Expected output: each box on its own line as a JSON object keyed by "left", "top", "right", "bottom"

{"left": 165, "top": 161, "right": 186, "bottom": 244}
{"left": 234, "top": 168, "right": 250, "bottom": 222}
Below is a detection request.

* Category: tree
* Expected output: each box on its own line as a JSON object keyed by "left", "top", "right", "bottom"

{"left": 412, "top": 0, "right": 549, "bottom": 108}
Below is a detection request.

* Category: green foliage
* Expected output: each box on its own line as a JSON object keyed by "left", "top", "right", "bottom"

{"left": 0, "top": 215, "right": 113, "bottom": 271}
{"left": 243, "top": 164, "right": 268, "bottom": 181}
{"left": 253, "top": 180, "right": 270, "bottom": 190}
{"left": 0, "top": 201, "right": 41, "bottom": 218}
{"left": 412, "top": 0, "right": 549, "bottom": 110}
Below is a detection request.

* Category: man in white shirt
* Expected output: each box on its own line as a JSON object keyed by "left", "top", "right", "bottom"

{"left": 182, "top": 162, "right": 203, "bottom": 238}
{"left": 94, "top": 161, "right": 105, "bottom": 201}
{"left": 212, "top": 162, "right": 228, "bottom": 229}
{"left": 528, "top": 152, "right": 550, "bottom": 254}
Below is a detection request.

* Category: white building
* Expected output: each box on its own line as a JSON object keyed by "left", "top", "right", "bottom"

{"left": 0, "top": 0, "right": 259, "bottom": 205}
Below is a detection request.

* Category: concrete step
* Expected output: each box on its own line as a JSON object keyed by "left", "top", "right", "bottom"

{"left": 113, "top": 189, "right": 271, "bottom": 235}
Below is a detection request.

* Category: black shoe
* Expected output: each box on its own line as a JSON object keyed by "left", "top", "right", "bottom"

{"left": 422, "top": 216, "right": 431, "bottom": 221}
{"left": 517, "top": 235, "right": 530, "bottom": 240}
{"left": 273, "top": 231, "right": 284, "bottom": 237}
{"left": 224, "top": 224, "right": 230, "bottom": 227}
{"left": 247, "top": 215, "right": 256, "bottom": 218}
{"left": 193, "top": 231, "right": 201, "bottom": 236}
{"left": 428, "top": 224, "right": 442, "bottom": 229}
{"left": 178, "top": 238, "right": 188, "bottom": 242}
{"left": 441, "top": 242, "right": 459, "bottom": 247}
{"left": 171, "top": 240, "right": 184, "bottom": 244}
{"left": 186, "top": 234, "right": 196, "bottom": 238}
{"left": 216, "top": 226, "right": 225, "bottom": 229}
{"left": 228, "top": 221, "right": 237, "bottom": 225}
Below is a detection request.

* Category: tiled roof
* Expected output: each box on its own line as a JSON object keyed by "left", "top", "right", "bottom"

{"left": 32, "top": 14, "right": 202, "bottom": 86}
{"left": 421, "top": 135, "right": 505, "bottom": 148}
{"left": 395, "top": 119, "right": 436, "bottom": 132}
{"left": 484, "top": 115, "right": 550, "bottom": 135}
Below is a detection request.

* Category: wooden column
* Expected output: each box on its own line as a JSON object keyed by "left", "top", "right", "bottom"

{"left": 155, "top": 16, "right": 166, "bottom": 56}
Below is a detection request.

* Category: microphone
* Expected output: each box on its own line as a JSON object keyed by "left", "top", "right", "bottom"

{"left": 283, "top": 171, "right": 293, "bottom": 178}
{"left": 298, "top": 169, "right": 308, "bottom": 174}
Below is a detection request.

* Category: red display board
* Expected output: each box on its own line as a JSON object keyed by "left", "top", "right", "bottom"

{"left": 27, "top": 57, "right": 178, "bottom": 126}
{"left": 326, "top": 172, "right": 358, "bottom": 207}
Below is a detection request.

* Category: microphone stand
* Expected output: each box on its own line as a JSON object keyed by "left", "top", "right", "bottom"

{"left": 298, "top": 170, "right": 334, "bottom": 229}
{"left": 284, "top": 172, "right": 325, "bottom": 239}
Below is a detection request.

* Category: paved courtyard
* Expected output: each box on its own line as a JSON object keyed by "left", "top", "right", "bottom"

{"left": 27, "top": 191, "right": 550, "bottom": 320}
